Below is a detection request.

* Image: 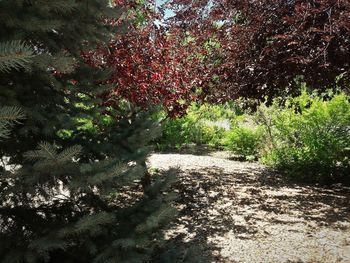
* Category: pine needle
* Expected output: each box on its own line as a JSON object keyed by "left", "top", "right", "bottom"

{"left": 0, "top": 41, "right": 34, "bottom": 72}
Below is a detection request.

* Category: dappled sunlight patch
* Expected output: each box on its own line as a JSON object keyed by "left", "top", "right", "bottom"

{"left": 149, "top": 152, "right": 350, "bottom": 262}
{"left": 213, "top": 224, "right": 350, "bottom": 263}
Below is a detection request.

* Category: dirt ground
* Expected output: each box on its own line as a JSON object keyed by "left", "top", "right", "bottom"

{"left": 148, "top": 152, "right": 350, "bottom": 263}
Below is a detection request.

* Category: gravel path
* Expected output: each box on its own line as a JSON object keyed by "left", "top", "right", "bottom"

{"left": 148, "top": 153, "right": 350, "bottom": 263}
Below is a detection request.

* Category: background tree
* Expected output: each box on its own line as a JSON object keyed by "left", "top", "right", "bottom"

{"left": 165, "top": 0, "right": 350, "bottom": 101}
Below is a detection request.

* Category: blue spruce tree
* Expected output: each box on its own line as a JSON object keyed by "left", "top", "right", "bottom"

{"left": 0, "top": 1, "right": 195, "bottom": 262}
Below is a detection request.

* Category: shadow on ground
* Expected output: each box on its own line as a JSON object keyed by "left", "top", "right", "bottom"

{"left": 162, "top": 165, "right": 350, "bottom": 262}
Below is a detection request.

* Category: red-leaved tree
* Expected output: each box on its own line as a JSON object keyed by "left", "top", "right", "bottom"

{"left": 164, "top": 0, "right": 350, "bottom": 100}
{"left": 83, "top": 0, "right": 208, "bottom": 117}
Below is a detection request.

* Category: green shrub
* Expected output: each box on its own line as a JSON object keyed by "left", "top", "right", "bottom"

{"left": 158, "top": 108, "right": 204, "bottom": 148}
{"left": 156, "top": 103, "right": 234, "bottom": 149}
{"left": 222, "top": 126, "right": 263, "bottom": 158}
{"left": 259, "top": 90, "right": 350, "bottom": 183}
{"left": 157, "top": 89, "right": 350, "bottom": 183}
{"left": 158, "top": 115, "right": 227, "bottom": 149}
{"left": 191, "top": 102, "right": 238, "bottom": 120}
{"left": 200, "top": 124, "right": 227, "bottom": 147}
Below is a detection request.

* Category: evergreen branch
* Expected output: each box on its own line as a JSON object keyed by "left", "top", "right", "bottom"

{"left": 24, "top": 143, "right": 82, "bottom": 170}
{"left": 87, "top": 162, "right": 128, "bottom": 185}
{"left": 0, "top": 106, "right": 25, "bottom": 122}
{"left": 75, "top": 212, "right": 115, "bottom": 233}
{"left": 0, "top": 41, "right": 34, "bottom": 73}
{"left": 22, "top": 18, "right": 63, "bottom": 32}
{"left": 29, "top": 236, "right": 69, "bottom": 256}
{"left": 33, "top": 53, "right": 77, "bottom": 74}
{"left": 0, "top": 106, "right": 25, "bottom": 139}
{"left": 37, "top": 141, "right": 57, "bottom": 159}
{"left": 57, "top": 145, "right": 82, "bottom": 162}
{"left": 24, "top": 142, "right": 57, "bottom": 161}
{"left": 135, "top": 205, "right": 177, "bottom": 234}
{"left": 36, "top": 0, "right": 78, "bottom": 13}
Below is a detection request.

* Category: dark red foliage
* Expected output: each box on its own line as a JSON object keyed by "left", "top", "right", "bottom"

{"left": 84, "top": 0, "right": 350, "bottom": 113}
{"left": 83, "top": 1, "right": 205, "bottom": 117}
{"left": 165, "top": 0, "right": 350, "bottom": 100}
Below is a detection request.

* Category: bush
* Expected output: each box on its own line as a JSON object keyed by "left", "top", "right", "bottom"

{"left": 156, "top": 103, "right": 234, "bottom": 149}
{"left": 259, "top": 90, "right": 350, "bottom": 183}
{"left": 157, "top": 90, "right": 350, "bottom": 184}
{"left": 160, "top": 116, "right": 203, "bottom": 148}
{"left": 222, "top": 126, "right": 263, "bottom": 158}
